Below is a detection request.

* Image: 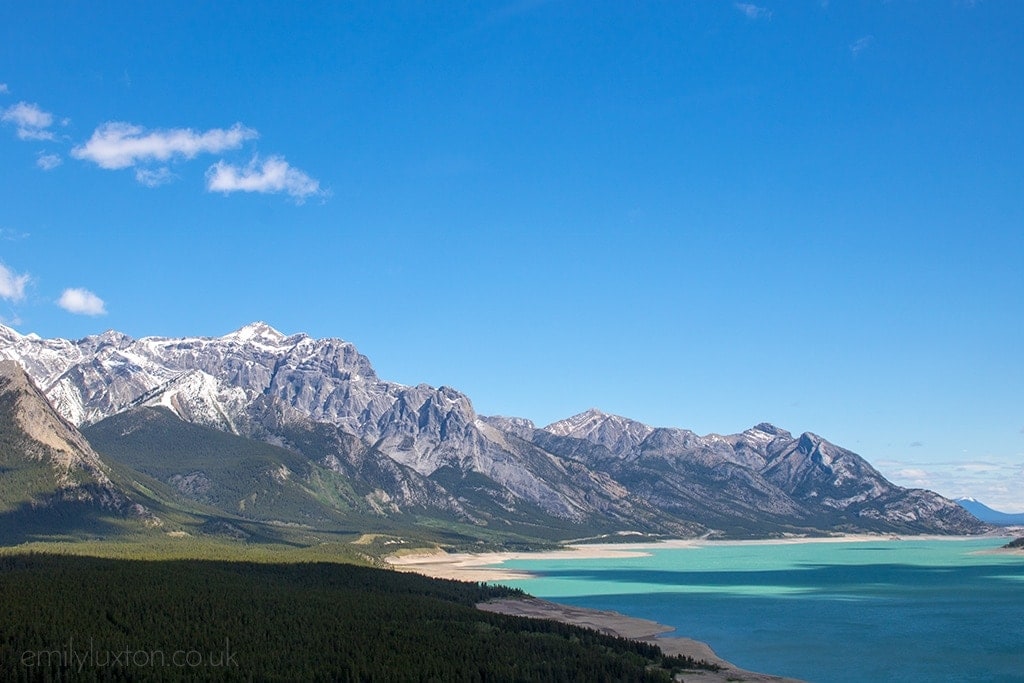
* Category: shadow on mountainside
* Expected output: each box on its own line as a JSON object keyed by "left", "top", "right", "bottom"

{"left": 0, "top": 499, "right": 128, "bottom": 545}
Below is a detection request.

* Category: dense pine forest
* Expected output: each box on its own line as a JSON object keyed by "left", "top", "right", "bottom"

{"left": 0, "top": 553, "right": 713, "bottom": 681}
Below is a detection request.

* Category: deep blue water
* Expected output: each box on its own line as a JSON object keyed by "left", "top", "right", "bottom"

{"left": 496, "top": 538, "right": 1024, "bottom": 682}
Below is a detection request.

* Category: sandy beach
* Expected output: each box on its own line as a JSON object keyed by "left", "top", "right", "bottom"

{"left": 386, "top": 541, "right": 690, "bottom": 581}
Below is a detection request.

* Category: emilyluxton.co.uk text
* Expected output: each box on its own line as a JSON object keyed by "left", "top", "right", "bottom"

{"left": 21, "top": 637, "right": 238, "bottom": 672}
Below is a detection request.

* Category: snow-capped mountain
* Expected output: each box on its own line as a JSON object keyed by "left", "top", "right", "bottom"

{"left": 0, "top": 322, "right": 621, "bottom": 526}
{"left": 0, "top": 322, "right": 379, "bottom": 430}
{"left": 0, "top": 322, "right": 988, "bottom": 538}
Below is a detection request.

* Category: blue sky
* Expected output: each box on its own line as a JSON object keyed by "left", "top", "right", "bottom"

{"left": 1, "top": 2, "right": 1022, "bottom": 510}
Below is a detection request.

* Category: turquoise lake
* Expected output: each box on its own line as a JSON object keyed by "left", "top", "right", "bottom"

{"left": 495, "top": 538, "right": 1024, "bottom": 682}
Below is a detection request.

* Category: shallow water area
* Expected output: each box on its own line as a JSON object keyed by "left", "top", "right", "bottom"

{"left": 495, "top": 538, "right": 1024, "bottom": 683}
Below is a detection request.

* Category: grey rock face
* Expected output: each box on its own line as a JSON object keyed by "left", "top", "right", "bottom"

{"left": 537, "top": 409, "right": 985, "bottom": 536}
{"left": 0, "top": 323, "right": 618, "bottom": 522}
{"left": 0, "top": 360, "right": 154, "bottom": 520}
{"left": 0, "top": 324, "right": 989, "bottom": 537}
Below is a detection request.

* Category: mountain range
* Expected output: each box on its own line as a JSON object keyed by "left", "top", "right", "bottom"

{"left": 0, "top": 322, "right": 988, "bottom": 545}
{"left": 955, "top": 498, "right": 1024, "bottom": 526}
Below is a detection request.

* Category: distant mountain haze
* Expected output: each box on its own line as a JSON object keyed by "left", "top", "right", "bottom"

{"left": 955, "top": 498, "right": 1024, "bottom": 526}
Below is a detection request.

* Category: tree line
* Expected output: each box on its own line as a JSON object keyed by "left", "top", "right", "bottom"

{"left": 0, "top": 553, "right": 717, "bottom": 681}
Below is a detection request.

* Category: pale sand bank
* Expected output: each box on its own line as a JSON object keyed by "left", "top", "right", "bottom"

{"left": 385, "top": 533, "right": 923, "bottom": 582}
{"left": 386, "top": 542, "right": 685, "bottom": 581}
{"left": 478, "top": 597, "right": 804, "bottom": 683}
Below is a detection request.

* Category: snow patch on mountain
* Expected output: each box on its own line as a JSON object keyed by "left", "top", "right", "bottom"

{"left": 0, "top": 322, "right": 991, "bottom": 536}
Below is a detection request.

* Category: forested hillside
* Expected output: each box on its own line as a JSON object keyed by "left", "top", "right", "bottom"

{"left": 0, "top": 554, "right": 712, "bottom": 681}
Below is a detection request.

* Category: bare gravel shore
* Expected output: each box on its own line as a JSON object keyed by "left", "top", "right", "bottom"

{"left": 386, "top": 544, "right": 658, "bottom": 581}
{"left": 478, "top": 597, "right": 804, "bottom": 683}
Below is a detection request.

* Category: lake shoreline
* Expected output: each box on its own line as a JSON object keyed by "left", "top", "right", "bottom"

{"left": 477, "top": 596, "right": 805, "bottom": 683}
{"left": 385, "top": 533, "right": 996, "bottom": 582}
{"left": 388, "top": 534, "right": 1011, "bottom": 682}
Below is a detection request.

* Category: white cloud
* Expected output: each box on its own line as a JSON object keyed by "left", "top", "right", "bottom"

{"left": 1, "top": 101, "right": 56, "bottom": 140}
{"left": 36, "top": 153, "right": 62, "bottom": 171}
{"left": 134, "top": 167, "right": 175, "bottom": 187}
{"left": 880, "top": 458, "right": 1024, "bottom": 513}
{"left": 0, "top": 263, "right": 30, "bottom": 302}
{"left": 206, "top": 155, "right": 323, "bottom": 201}
{"left": 892, "top": 467, "right": 930, "bottom": 481}
{"left": 66, "top": 117, "right": 319, "bottom": 200}
{"left": 955, "top": 462, "right": 1003, "bottom": 473}
{"left": 71, "top": 121, "right": 257, "bottom": 170}
{"left": 57, "top": 288, "right": 107, "bottom": 316}
{"left": 735, "top": 3, "right": 772, "bottom": 20}
{"left": 850, "top": 35, "right": 874, "bottom": 56}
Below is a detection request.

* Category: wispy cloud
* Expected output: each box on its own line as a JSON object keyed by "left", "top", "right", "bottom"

{"left": 134, "top": 167, "right": 175, "bottom": 187}
{"left": 850, "top": 35, "right": 874, "bottom": 56}
{"left": 0, "top": 83, "right": 9, "bottom": 94}
{"left": 891, "top": 467, "right": 929, "bottom": 481}
{"left": 735, "top": 3, "right": 772, "bottom": 20}
{"left": 0, "top": 229, "right": 30, "bottom": 241}
{"left": 879, "top": 458, "right": 1024, "bottom": 513}
{"left": 72, "top": 122, "right": 257, "bottom": 170}
{"left": 1, "top": 101, "right": 56, "bottom": 140}
{"left": 57, "top": 288, "right": 107, "bottom": 316}
{"left": 0, "top": 263, "right": 30, "bottom": 302}
{"left": 36, "top": 153, "right": 62, "bottom": 171}
{"left": 206, "top": 156, "right": 323, "bottom": 201}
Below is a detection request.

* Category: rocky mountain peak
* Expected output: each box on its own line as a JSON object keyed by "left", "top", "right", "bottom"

{"left": 796, "top": 432, "right": 828, "bottom": 457}
{"left": 0, "top": 324, "right": 22, "bottom": 342}
{"left": 0, "top": 361, "right": 127, "bottom": 507}
{"left": 223, "top": 321, "right": 290, "bottom": 345}
{"left": 546, "top": 409, "right": 654, "bottom": 456}
{"left": 486, "top": 415, "right": 535, "bottom": 428}
{"left": 90, "top": 329, "right": 134, "bottom": 348}
{"left": 545, "top": 408, "right": 613, "bottom": 433}
{"left": 0, "top": 358, "right": 29, "bottom": 383}
{"left": 0, "top": 325, "right": 991, "bottom": 538}
{"left": 747, "top": 422, "right": 792, "bottom": 439}
{"left": 0, "top": 360, "right": 93, "bottom": 460}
